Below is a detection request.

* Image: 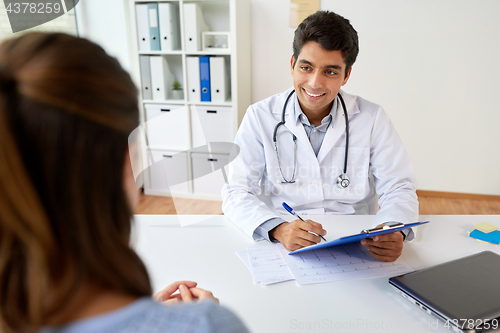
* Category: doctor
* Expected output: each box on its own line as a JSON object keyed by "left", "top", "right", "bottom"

{"left": 222, "top": 10, "right": 418, "bottom": 262}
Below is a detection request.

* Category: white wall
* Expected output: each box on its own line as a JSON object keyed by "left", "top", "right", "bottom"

{"left": 76, "top": 0, "right": 500, "bottom": 196}
{"left": 75, "top": 0, "right": 133, "bottom": 73}
{"left": 252, "top": 0, "right": 500, "bottom": 196}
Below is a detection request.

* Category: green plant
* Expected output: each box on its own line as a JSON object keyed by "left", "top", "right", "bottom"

{"left": 173, "top": 81, "right": 182, "bottom": 90}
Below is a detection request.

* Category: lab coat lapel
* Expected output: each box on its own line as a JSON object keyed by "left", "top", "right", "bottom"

{"left": 317, "top": 90, "right": 360, "bottom": 164}
{"left": 282, "top": 98, "right": 315, "bottom": 154}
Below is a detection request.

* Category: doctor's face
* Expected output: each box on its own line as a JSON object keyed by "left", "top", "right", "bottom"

{"left": 291, "top": 41, "right": 351, "bottom": 121}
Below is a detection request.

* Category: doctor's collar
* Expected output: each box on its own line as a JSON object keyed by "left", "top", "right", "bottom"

{"left": 293, "top": 93, "right": 338, "bottom": 127}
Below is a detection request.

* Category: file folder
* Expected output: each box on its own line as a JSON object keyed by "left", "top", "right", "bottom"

{"left": 139, "top": 55, "right": 152, "bottom": 100}
{"left": 183, "top": 3, "right": 209, "bottom": 52}
{"left": 199, "top": 56, "right": 211, "bottom": 102}
{"left": 289, "top": 221, "right": 429, "bottom": 254}
{"left": 148, "top": 3, "right": 161, "bottom": 51}
{"left": 209, "top": 57, "right": 229, "bottom": 103}
{"left": 159, "top": 3, "right": 180, "bottom": 51}
{"left": 135, "top": 4, "right": 150, "bottom": 51}
{"left": 186, "top": 56, "right": 201, "bottom": 102}
{"left": 150, "top": 56, "right": 174, "bottom": 101}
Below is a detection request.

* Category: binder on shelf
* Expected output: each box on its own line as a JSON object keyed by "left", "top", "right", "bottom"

{"left": 139, "top": 55, "right": 152, "bottom": 100}
{"left": 186, "top": 56, "right": 201, "bottom": 102}
{"left": 150, "top": 56, "right": 174, "bottom": 101}
{"left": 209, "top": 57, "right": 229, "bottom": 103}
{"left": 199, "top": 56, "right": 211, "bottom": 102}
{"left": 183, "top": 3, "right": 209, "bottom": 52}
{"left": 159, "top": 3, "right": 180, "bottom": 51}
{"left": 148, "top": 3, "right": 161, "bottom": 51}
{"left": 135, "top": 4, "right": 150, "bottom": 51}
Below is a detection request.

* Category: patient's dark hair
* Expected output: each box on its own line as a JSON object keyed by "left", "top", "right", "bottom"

{"left": 292, "top": 10, "right": 359, "bottom": 77}
{"left": 0, "top": 32, "right": 151, "bottom": 332}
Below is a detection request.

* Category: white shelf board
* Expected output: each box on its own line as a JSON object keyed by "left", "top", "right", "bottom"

{"left": 142, "top": 99, "right": 186, "bottom": 105}
{"left": 185, "top": 50, "right": 231, "bottom": 55}
{"left": 142, "top": 100, "right": 232, "bottom": 106}
{"left": 139, "top": 50, "right": 183, "bottom": 55}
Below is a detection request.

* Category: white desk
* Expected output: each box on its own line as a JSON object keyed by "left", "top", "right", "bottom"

{"left": 133, "top": 215, "right": 500, "bottom": 332}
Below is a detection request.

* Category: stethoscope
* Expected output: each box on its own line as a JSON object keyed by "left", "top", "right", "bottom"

{"left": 272, "top": 90, "right": 350, "bottom": 189}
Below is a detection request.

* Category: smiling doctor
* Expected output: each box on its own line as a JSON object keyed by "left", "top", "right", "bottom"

{"left": 222, "top": 10, "right": 418, "bottom": 262}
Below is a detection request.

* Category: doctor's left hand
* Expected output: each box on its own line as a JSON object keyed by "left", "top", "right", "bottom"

{"left": 360, "top": 225, "right": 404, "bottom": 262}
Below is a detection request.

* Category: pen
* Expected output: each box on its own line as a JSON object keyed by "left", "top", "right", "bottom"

{"left": 361, "top": 222, "right": 404, "bottom": 234}
{"left": 282, "top": 202, "right": 327, "bottom": 242}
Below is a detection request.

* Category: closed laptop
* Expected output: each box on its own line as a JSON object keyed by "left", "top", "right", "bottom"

{"left": 389, "top": 251, "right": 500, "bottom": 333}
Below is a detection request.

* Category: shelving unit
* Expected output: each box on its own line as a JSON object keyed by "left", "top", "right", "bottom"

{"left": 128, "top": 0, "right": 251, "bottom": 200}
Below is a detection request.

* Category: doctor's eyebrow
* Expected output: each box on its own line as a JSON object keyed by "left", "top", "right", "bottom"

{"left": 297, "top": 59, "right": 343, "bottom": 71}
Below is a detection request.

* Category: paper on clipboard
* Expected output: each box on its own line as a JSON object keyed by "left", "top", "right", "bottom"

{"left": 289, "top": 221, "right": 429, "bottom": 255}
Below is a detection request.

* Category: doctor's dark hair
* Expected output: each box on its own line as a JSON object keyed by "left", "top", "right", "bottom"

{"left": 0, "top": 32, "right": 151, "bottom": 332}
{"left": 292, "top": 10, "right": 359, "bottom": 77}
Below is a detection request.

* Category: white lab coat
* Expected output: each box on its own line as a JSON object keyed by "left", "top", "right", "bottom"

{"left": 222, "top": 87, "right": 418, "bottom": 240}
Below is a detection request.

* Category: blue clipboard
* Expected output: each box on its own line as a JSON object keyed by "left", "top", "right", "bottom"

{"left": 289, "top": 221, "right": 429, "bottom": 255}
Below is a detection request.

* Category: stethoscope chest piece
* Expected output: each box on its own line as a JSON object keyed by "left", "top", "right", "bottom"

{"left": 277, "top": 179, "right": 299, "bottom": 184}
{"left": 336, "top": 173, "right": 350, "bottom": 189}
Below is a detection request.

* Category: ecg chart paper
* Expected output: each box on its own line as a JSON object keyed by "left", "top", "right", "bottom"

{"left": 278, "top": 243, "right": 413, "bottom": 285}
{"left": 246, "top": 245, "right": 295, "bottom": 285}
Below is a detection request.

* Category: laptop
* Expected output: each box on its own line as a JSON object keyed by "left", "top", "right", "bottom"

{"left": 389, "top": 251, "right": 500, "bottom": 333}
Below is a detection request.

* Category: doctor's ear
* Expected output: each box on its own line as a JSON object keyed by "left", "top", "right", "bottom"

{"left": 290, "top": 55, "right": 296, "bottom": 72}
{"left": 342, "top": 67, "right": 352, "bottom": 86}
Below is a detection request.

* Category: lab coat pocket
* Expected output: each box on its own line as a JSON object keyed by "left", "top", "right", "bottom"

{"left": 324, "top": 147, "right": 371, "bottom": 202}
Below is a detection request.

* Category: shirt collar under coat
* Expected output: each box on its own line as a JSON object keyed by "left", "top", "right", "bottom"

{"left": 293, "top": 93, "right": 337, "bottom": 128}
{"left": 273, "top": 87, "right": 361, "bottom": 164}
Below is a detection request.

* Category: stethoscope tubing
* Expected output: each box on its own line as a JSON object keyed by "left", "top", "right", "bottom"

{"left": 337, "top": 92, "right": 349, "bottom": 175}
{"left": 273, "top": 90, "right": 296, "bottom": 142}
{"left": 273, "top": 89, "right": 350, "bottom": 185}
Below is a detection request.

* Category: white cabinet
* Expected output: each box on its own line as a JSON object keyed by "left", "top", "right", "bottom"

{"left": 147, "top": 150, "right": 189, "bottom": 195}
{"left": 129, "top": 0, "right": 250, "bottom": 199}
{"left": 191, "top": 152, "right": 229, "bottom": 196}
{"left": 145, "top": 103, "right": 190, "bottom": 150}
{"left": 190, "top": 105, "right": 233, "bottom": 148}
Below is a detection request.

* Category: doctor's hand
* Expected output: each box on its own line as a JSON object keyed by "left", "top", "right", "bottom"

{"left": 360, "top": 225, "right": 404, "bottom": 262}
{"left": 270, "top": 220, "right": 327, "bottom": 252}
{"left": 154, "top": 281, "right": 219, "bottom": 305}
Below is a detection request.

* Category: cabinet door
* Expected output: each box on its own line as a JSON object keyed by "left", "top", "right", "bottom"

{"left": 190, "top": 105, "right": 233, "bottom": 148}
{"left": 148, "top": 150, "right": 189, "bottom": 194}
{"left": 145, "top": 104, "right": 189, "bottom": 150}
{"left": 191, "top": 153, "right": 229, "bottom": 197}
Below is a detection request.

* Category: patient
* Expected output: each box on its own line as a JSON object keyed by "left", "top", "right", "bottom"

{"left": 0, "top": 32, "right": 248, "bottom": 333}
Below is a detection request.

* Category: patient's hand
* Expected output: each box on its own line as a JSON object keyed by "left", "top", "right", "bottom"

{"left": 154, "top": 281, "right": 219, "bottom": 304}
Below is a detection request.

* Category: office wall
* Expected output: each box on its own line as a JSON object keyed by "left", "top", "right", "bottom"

{"left": 75, "top": 0, "right": 500, "bottom": 196}
{"left": 75, "top": 0, "right": 132, "bottom": 73}
{"left": 252, "top": 0, "right": 500, "bottom": 196}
